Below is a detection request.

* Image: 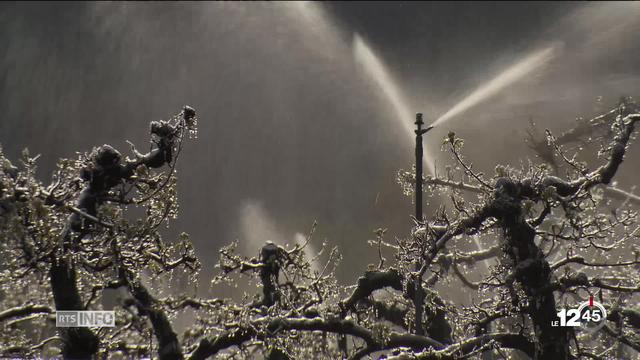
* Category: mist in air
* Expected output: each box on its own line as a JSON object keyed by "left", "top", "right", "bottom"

{"left": 1, "top": 2, "right": 639, "bottom": 294}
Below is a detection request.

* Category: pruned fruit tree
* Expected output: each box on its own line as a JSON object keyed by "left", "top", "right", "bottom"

{"left": 0, "top": 102, "right": 639, "bottom": 360}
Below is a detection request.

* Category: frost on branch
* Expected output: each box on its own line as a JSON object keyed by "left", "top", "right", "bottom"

{"left": 1, "top": 102, "right": 640, "bottom": 360}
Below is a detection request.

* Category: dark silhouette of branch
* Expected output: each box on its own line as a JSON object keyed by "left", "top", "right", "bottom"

{"left": 342, "top": 268, "right": 403, "bottom": 311}
{"left": 0, "top": 304, "right": 52, "bottom": 322}
{"left": 528, "top": 107, "right": 640, "bottom": 204}
{"left": 48, "top": 107, "right": 196, "bottom": 359}
{"left": 49, "top": 256, "right": 100, "bottom": 359}
{"left": 188, "top": 316, "right": 445, "bottom": 360}
{"left": 1, "top": 336, "right": 63, "bottom": 357}
{"left": 360, "top": 298, "right": 407, "bottom": 328}
{"left": 608, "top": 307, "right": 640, "bottom": 329}
{"left": 550, "top": 273, "right": 640, "bottom": 293}
{"left": 119, "top": 267, "right": 184, "bottom": 360}
{"left": 602, "top": 325, "right": 640, "bottom": 353}
{"left": 424, "top": 177, "right": 484, "bottom": 193}
{"left": 370, "top": 332, "right": 534, "bottom": 360}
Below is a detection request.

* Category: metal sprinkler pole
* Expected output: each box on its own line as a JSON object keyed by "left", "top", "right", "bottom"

{"left": 412, "top": 113, "right": 434, "bottom": 337}
{"left": 414, "top": 113, "right": 433, "bottom": 222}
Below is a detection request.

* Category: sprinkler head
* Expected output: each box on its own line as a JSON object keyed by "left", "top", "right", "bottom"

{"left": 415, "top": 113, "right": 434, "bottom": 135}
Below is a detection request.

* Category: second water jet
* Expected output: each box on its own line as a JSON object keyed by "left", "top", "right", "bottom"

{"left": 432, "top": 43, "right": 562, "bottom": 128}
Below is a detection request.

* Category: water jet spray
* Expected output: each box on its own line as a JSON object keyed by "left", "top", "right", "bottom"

{"left": 432, "top": 43, "right": 561, "bottom": 127}
{"left": 353, "top": 33, "right": 436, "bottom": 175}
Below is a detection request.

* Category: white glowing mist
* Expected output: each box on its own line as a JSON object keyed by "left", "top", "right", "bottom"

{"left": 239, "top": 200, "right": 281, "bottom": 256}
{"left": 294, "top": 232, "right": 320, "bottom": 273}
{"left": 432, "top": 44, "right": 561, "bottom": 127}
{"left": 284, "top": 1, "right": 345, "bottom": 57}
{"left": 239, "top": 200, "right": 319, "bottom": 272}
{"left": 353, "top": 33, "right": 435, "bottom": 175}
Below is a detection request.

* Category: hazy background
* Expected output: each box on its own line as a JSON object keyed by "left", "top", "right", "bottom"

{"left": 1, "top": 2, "right": 639, "bottom": 293}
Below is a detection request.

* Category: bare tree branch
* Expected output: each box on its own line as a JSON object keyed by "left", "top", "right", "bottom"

{"left": 0, "top": 304, "right": 52, "bottom": 322}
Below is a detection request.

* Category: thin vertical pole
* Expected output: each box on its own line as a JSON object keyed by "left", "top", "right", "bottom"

{"left": 415, "top": 113, "right": 424, "bottom": 222}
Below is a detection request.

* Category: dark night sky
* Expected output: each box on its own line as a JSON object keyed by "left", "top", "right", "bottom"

{"left": 1, "top": 2, "right": 638, "bottom": 289}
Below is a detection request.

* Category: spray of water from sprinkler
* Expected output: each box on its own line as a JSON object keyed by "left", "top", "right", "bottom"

{"left": 352, "top": 34, "right": 437, "bottom": 175}
{"left": 432, "top": 43, "right": 561, "bottom": 127}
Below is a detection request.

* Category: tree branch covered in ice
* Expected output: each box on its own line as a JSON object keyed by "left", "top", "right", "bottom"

{"left": 1, "top": 102, "right": 639, "bottom": 360}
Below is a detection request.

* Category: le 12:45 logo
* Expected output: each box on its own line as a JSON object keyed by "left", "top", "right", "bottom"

{"left": 552, "top": 296, "right": 607, "bottom": 333}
